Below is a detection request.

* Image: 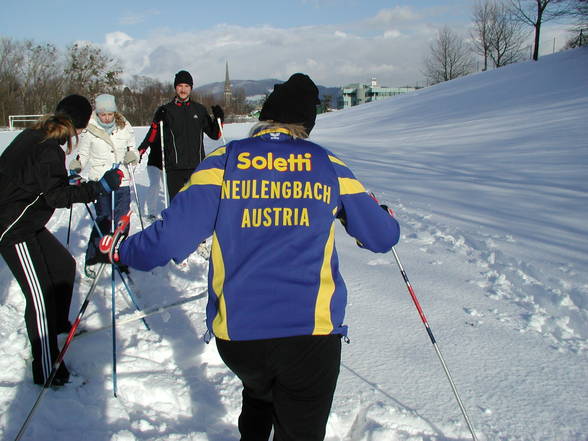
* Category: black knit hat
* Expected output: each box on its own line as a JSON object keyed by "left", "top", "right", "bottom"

{"left": 259, "top": 73, "right": 320, "bottom": 135}
{"left": 55, "top": 94, "right": 92, "bottom": 129}
{"left": 174, "top": 70, "right": 193, "bottom": 88}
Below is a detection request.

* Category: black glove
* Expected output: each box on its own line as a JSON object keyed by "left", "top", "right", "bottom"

{"left": 369, "top": 192, "right": 396, "bottom": 218}
{"left": 138, "top": 141, "right": 149, "bottom": 163}
{"left": 380, "top": 204, "right": 396, "bottom": 218}
{"left": 211, "top": 105, "right": 224, "bottom": 123}
{"left": 99, "top": 169, "right": 124, "bottom": 193}
{"left": 154, "top": 106, "right": 167, "bottom": 123}
{"left": 99, "top": 211, "right": 132, "bottom": 263}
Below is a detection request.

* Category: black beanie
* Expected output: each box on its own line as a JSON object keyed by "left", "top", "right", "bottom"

{"left": 55, "top": 94, "right": 93, "bottom": 129}
{"left": 174, "top": 70, "right": 194, "bottom": 88}
{"left": 259, "top": 73, "right": 320, "bottom": 135}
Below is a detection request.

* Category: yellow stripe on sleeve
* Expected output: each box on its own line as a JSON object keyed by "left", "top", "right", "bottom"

{"left": 179, "top": 168, "right": 224, "bottom": 192}
{"left": 338, "top": 177, "right": 366, "bottom": 195}
{"left": 328, "top": 155, "right": 347, "bottom": 167}
{"left": 210, "top": 232, "right": 230, "bottom": 340}
{"left": 206, "top": 147, "right": 226, "bottom": 158}
{"left": 313, "top": 222, "right": 336, "bottom": 335}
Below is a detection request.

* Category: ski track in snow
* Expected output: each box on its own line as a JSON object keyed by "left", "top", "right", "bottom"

{"left": 391, "top": 201, "right": 588, "bottom": 355}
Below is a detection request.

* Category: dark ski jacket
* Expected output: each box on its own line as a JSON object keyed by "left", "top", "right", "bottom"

{"left": 120, "top": 127, "right": 401, "bottom": 341}
{"left": 0, "top": 129, "right": 102, "bottom": 248}
{"left": 139, "top": 97, "right": 221, "bottom": 171}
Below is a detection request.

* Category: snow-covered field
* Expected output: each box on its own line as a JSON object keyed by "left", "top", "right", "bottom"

{"left": 0, "top": 47, "right": 587, "bottom": 441}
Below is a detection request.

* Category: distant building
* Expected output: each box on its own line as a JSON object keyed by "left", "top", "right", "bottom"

{"left": 341, "top": 78, "right": 415, "bottom": 109}
{"left": 224, "top": 61, "right": 232, "bottom": 108}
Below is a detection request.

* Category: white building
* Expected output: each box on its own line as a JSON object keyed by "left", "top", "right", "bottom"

{"left": 341, "top": 78, "right": 416, "bottom": 109}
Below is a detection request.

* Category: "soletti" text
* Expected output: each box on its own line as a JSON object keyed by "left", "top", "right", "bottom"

{"left": 237, "top": 152, "right": 312, "bottom": 172}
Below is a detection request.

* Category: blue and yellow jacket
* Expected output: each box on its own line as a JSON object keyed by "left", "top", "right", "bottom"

{"left": 120, "top": 128, "right": 400, "bottom": 341}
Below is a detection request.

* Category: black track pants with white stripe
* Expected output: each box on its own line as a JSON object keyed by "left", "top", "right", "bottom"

{"left": 1, "top": 228, "right": 75, "bottom": 384}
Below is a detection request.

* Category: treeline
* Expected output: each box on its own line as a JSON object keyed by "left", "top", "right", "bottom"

{"left": 0, "top": 37, "right": 251, "bottom": 128}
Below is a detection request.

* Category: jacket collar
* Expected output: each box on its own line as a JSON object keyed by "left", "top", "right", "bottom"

{"left": 86, "top": 117, "right": 115, "bottom": 147}
{"left": 174, "top": 97, "right": 191, "bottom": 107}
{"left": 252, "top": 128, "right": 294, "bottom": 140}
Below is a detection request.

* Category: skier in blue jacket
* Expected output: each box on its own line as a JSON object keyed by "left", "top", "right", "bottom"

{"left": 101, "top": 73, "right": 400, "bottom": 441}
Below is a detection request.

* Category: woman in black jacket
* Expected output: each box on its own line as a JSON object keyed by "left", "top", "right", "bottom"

{"left": 0, "top": 95, "right": 123, "bottom": 387}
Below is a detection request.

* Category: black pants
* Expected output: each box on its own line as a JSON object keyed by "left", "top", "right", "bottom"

{"left": 166, "top": 169, "right": 193, "bottom": 202}
{"left": 216, "top": 334, "right": 341, "bottom": 441}
{"left": 1, "top": 228, "right": 74, "bottom": 384}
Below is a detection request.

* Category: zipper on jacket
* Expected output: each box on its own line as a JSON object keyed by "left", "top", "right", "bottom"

{"left": 171, "top": 129, "right": 178, "bottom": 165}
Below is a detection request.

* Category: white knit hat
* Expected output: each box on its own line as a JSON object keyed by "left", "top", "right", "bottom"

{"left": 95, "top": 94, "right": 117, "bottom": 113}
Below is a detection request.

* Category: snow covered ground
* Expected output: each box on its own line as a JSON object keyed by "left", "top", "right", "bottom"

{"left": 0, "top": 47, "right": 587, "bottom": 441}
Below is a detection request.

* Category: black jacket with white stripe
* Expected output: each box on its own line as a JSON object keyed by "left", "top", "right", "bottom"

{"left": 139, "top": 97, "right": 221, "bottom": 171}
{"left": 0, "top": 129, "right": 102, "bottom": 248}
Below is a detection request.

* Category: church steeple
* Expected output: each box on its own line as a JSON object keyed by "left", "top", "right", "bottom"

{"left": 224, "top": 61, "right": 232, "bottom": 109}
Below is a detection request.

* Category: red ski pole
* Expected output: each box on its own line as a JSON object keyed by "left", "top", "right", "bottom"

{"left": 391, "top": 247, "right": 479, "bottom": 441}
{"left": 14, "top": 263, "right": 107, "bottom": 441}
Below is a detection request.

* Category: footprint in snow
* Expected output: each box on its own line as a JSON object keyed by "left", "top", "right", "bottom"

{"left": 367, "top": 258, "right": 392, "bottom": 266}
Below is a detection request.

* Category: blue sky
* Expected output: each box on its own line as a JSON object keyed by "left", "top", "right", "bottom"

{"left": 2, "top": 1, "right": 470, "bottom": 44}
{"left": 0, "top": 0, "right": 571, "bottom": 87}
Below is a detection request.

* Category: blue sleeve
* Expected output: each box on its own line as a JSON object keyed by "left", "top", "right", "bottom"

{"left": 329, "top": 152, "right": 400, "bottom": 253}
{"left": 119, "top": 146, "right": 227, "bottom": 270}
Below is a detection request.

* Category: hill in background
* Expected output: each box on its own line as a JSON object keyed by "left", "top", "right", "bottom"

{"left": 195, "top": 78, "right": 342, "bottom": 105}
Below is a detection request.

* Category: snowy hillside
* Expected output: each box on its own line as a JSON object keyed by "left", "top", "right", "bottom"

{"left": 0, "top": 47, "right": 587, "bottom": 441}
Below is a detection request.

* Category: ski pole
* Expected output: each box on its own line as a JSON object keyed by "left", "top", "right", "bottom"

{"left": 83, "top": 203, "right": 149, "bottom": 331}
{"left": 66, "top": 170, "right": 78, "bottom": 248}
{"left": 75, "top": 289, "right": 208, "bottom": 338}
{"left": 217, "top": 117, "right": 227, "bottom": 145}
{"left": 391, "top": 247, "right": 479, "bottom": 441}
{"left": 66, "top": 205, "right": 73, "bottom": 248}
{"left": 110, "top": 186, "right": 118, "bottom": 397}
{"left": 159, "top": 121, "right": 169, "bottom": 209}
{"left": 14, "top": 263, "right": 107, "bottom": 441}
{"left": 126, "top": 162, "right": 144, "bottom": 230}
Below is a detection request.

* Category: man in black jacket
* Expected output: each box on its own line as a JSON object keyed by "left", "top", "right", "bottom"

{"left": 139, "top": 70, "right": 225, "bottom": 205}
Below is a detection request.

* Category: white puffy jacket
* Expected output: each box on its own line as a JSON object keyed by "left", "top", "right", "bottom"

{"left": 77, "top": 114, "right": 135, "bottom": 187}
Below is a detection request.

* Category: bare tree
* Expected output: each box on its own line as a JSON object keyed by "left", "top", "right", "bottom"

{"left": 116, "top": 75, "right": 173, "bottom": 125}
{"left": 471, "top": 1, "right": 495, "bottom": 70}
{"left": 489, "top": 2, "right": 528, "bottom": 66}
{"left": 64, "top": 43, "right": 122, "bottom": 98}
{"left": 18, "top": 41, "right": 63, "bottom": 115}
{"left": 230, "top": 88, "right": 252, "bottom": 116}
{"left": 0, "top": 38, "right": 23, "bottom": 124}
{"left": 563, "top": 0, "right": 588, "bottom": 47}
{"left": 509, "top": 0, "right": 570, "bottom": 60}
{"left": 472, "top": 1, "right": 527, "bottom": 68}
{"left": 424, "top": 26, "right": 475, "bottom": 85}
{"left": 570, "top": 0, "right": 588, "bottom": 22}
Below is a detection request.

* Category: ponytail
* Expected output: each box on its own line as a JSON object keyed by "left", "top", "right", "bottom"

{"left": 32, "top": 114, "right": 79, "bottom": 154}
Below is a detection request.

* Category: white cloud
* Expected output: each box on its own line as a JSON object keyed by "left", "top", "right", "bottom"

{"left": 98, "top": 9, "right": 440, "bottom": 88}
{"left": 383, "top": 29, "right": 402, "bottom": 39}
{"left": 105, "top": 32, "right": 133, "bottom": 47}
{"left": 367, "top": 6, "right": 421, "bottom": 27}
